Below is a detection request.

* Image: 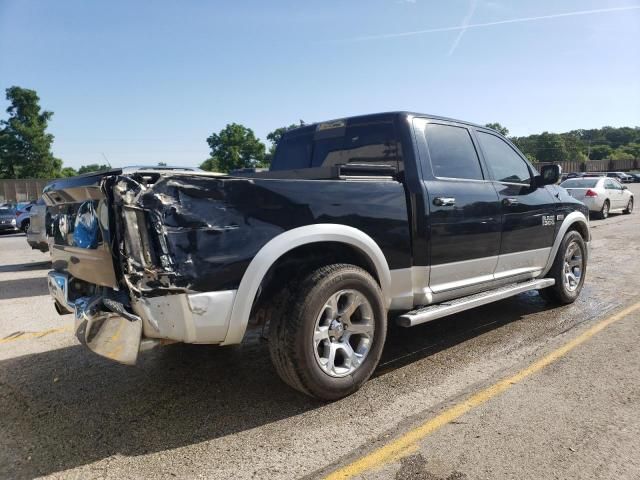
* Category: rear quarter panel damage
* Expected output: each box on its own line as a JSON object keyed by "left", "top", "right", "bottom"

{"left": 121, "top": 174, "right": 412, "bottom": 295}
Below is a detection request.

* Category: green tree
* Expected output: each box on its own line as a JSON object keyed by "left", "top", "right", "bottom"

{"left": 0, "top": 86, "right": 62, "bottom": 178}
{"left": 618, "top": 143, "right": 640, "bottom": 158}
{"left": 157, "top": 161, "right": 167, "bottom": 166}
{"left": 484, "top": 122, "right": 509, "bottom": 136}
{"left": 60, "top": 167, "right": 78, "bottom": 177}
{"left": 201, "top": 123, "right": 266, "bottom": 173}
{"left": 610, "top": 150, "right": 634, "bottom": 161}
{"left": 534, "top": 132, "right": 569, "bottom": 162}
{"left": 77, "top": 163, "right": 110, "bottom": 174}
{"left": 589, "top": 145, "right": 612, "bottom": 160}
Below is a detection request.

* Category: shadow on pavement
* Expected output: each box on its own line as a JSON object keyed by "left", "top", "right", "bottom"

{"left": 0, "top": 292, "right": 553, "bottom": 479}
{"left": 0, "top": 277, "right": 50, "bottom": 300}
{"left": 0, "top": 261, "right": 50, "bottom": 273}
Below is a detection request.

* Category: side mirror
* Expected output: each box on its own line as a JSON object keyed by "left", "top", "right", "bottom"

{"left": 622, "top": 185, "right": 628, "bottom": 190}
{"left": 537, "top": 164, "right": 562, "bottom": 186}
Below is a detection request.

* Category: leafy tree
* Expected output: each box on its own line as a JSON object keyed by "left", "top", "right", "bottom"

{"left": 201, "top": 123, "right": 266, "bottom": 173}
{"left": 618, "top": 143, "right": 640, "bottom": 158}
{"left": 199, "top": 157, "right": 219, "bottom": 172}
{"left": 60, "top": 167, "right": 78, "bottom": 177}
{"left": 78, "top": 163, "right": 110, "bottom": 174}
{"left": 0, "top": 86, "right": 62, "bottom": 178}
{"left": 589, "top": 145, "right": 612, "bottom": 160}
{"left": 158, "top": 161, "right": 167, "bottom": 166}
{"left": 610, "top": 150, "right": 634, "bottom": 161}
{"left": 534, "top": 132, "right": 569, "bottom": 162}
{"left": 484, "top": 122, "right": 509, "bottom": 136}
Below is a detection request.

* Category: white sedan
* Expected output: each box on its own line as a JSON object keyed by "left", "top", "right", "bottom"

{"left": 560, "top": 176, "right": 634, "bottom": 219}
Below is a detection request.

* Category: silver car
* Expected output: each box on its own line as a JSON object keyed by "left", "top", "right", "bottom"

{"left": 560, "top": 177, "right": 634, "bottom": 219}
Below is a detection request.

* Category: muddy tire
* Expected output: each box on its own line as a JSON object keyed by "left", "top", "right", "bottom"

{"left": 268, "top": 264, "right": 386, "bottom": 401}
{"left": 539, "top": 230, "right": 587, "bottom": 305}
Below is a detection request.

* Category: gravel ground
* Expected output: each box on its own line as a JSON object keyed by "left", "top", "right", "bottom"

{"left": 0, "top": 183, "right": 638, "bottom": 480}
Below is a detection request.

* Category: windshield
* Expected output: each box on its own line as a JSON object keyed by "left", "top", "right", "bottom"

{"left": 561, "top": 179, "right": 599, "bottom": 188}
{"left": 0, "top": 208, "right": 16, "bottom": 215}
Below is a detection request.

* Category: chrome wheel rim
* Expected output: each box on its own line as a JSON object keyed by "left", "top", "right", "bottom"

{"left": 563, "top": 240, "right": 583, "bottom": 292}
{"left": 313, "top": 289, "right": 374, "bottom": 378}
{"left": 602, "top": 202, "right": 609, "bottom": 218}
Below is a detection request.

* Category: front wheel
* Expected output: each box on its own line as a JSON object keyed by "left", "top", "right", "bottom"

{"left": 269, "top": 264, "right": 387, "bottom": 400}
{"left": 623, "top": 198, "right": 633, "bottom": 214}
{"left": 539, "top": 230, "right": 587, "bottom": 305}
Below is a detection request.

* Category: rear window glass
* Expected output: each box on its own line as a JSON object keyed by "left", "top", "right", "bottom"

{"left": 561, "top": 179, "right": 599, "bottom": 188}
{"left": 270, "top": 121, "right": 399, "bottom": 171}
{"left": 312, "top": 122, "right": 399, "bottom": 168}
{"left": 270, "top": 128, "right": 314, "bottom": 170}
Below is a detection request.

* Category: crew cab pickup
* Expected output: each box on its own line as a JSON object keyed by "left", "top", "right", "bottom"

{"left": 43, "top": 112, "right": 590, "bottom": 400}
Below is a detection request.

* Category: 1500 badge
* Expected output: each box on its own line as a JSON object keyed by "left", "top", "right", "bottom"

{"left": 542, "top": 215, "right": 555, "bottom": 226}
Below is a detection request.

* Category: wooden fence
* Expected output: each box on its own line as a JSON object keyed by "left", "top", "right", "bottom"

{"left": 535, "top": 158, "right": 639, "bottom": 173}
{"left": 0, "top": 179, "right": 52, "bottom": 203}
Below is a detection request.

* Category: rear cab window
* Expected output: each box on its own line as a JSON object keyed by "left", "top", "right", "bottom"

{"left": 269, "top": 118, "right": 401, "bottom": 171}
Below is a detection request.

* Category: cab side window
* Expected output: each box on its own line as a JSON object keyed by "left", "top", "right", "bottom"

{"left": 477, "top": 131, "right": 531, "bottom": 184}
{"left": 423, "top": 123, "right": 483, "bottom": 180}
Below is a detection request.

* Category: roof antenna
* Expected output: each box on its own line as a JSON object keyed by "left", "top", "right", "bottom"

{"left": 101, "top": 152, "right": 112, "bottom": 168}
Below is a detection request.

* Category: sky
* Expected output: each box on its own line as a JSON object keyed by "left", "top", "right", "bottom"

{"left": 1, "top": 0, "right": 639, "bottom": 169}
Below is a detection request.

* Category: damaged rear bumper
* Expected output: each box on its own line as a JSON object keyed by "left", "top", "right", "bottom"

{"left": 47, "top": 271, "right": 236, "bottom": 365}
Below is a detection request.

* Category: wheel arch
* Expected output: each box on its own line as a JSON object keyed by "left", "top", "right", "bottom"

{"left": 540, "top": 211, "right": 590, "bottom": 277}
{"left": 221, "top": 224, "right": 392, "bottom": 345}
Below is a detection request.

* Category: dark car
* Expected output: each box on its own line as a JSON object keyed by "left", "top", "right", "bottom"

{"left": 627, "top": 172, "right": 640, "bottom": 183}
{"left": 606, "top": 172, "right": 633, "bottom": 183}
{"left": 0, "top": 207, "right": 18, "bottom": 232}
{"left": 42, "top": 112, "right": 590, "bottom": 400}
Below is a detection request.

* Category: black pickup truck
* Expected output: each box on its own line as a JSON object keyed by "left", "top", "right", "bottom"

{"left": 43, "top": 112, "right": 590, "bottom": 400}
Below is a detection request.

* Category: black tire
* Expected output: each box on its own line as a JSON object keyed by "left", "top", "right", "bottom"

{"left": 268, "top": 264, "right": 387, "bottom": 401}
{"left": 21, "top": 219, "right": 30, "bottom": 233}
{"left": 596, "top": 200, "right": 610, "bottom": 220}
{"left": 539, "top": 230, "right": 587, "bottom": 305}
{"left": 623, "top": 197, "right": 633, "bottom": 214}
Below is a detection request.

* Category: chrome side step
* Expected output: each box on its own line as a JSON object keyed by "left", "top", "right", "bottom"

{"left": 396, "top": 278, "right": 555, "bottom": 328}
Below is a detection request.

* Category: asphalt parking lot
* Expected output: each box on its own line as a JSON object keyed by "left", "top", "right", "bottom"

{"left": 1, "top": 184, "right": 639, "bottom": 480}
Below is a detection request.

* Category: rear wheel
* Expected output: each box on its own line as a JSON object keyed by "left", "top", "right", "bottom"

{"left": 269, "top": 264, "right": 386, "bottom": 400}
{"left": 539, "top": 230, "right": 586, "bottom": 305}
{"left": 597, "top": 200, "right": 610, "bottom": 220}
{"left": 20, "top": 219, "right": 30, "bottom": 233}
{"left": 623, "top": 197, "right": 633, "bottom": 214}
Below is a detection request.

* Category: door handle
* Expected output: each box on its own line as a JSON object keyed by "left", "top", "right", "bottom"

{"left": 433, "top": 197, "right": 456, "bottom": 207}
{"left": 502, "top": 197, "right": 519, "bottom": 207}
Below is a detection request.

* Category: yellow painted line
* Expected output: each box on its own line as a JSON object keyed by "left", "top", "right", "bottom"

{"left": 325, "top": 301, "right": 640, "bottom": 480}
{"left": 0, "top": 326, "right": 73, "bottom": 344}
